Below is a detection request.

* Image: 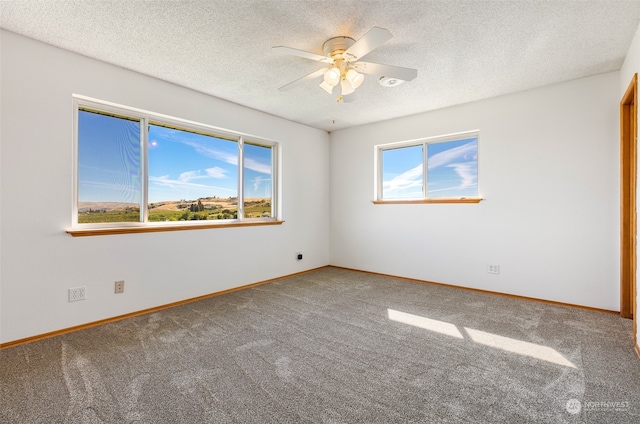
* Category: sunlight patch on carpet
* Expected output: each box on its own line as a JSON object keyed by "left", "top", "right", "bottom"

{"left": 387, "top": 308, "right": 576, "bottom": 368}
{"left": 464, "top": 327, "right": 576, "bottom": 368}
{"left": 387, "top": 308, "right": 464, "bottom": 339}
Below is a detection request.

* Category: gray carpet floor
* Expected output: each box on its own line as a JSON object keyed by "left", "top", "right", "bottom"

{"left": 1, "top": 267, "right": 639, "bottom": 423}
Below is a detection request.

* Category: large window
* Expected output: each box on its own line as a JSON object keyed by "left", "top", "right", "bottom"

{"left": 376, "top": 131, "right": 479, "bottom": 202}
{"left": 73, "top": 96, "right": 278, "bottom": 231}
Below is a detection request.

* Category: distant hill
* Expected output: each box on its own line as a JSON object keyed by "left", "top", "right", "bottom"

{"left": 79, "top": 197, "right": 267, "bottom": 212}
{"left": 78, "top": 201, "right": 138, "bottom": 212}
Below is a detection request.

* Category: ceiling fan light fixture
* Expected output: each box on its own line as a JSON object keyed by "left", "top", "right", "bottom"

{"left": 340, "top": 79, "right": 355, "bottom": 96}
{"left": 324, "top": 67, "right": 341, "bottom": 86}
{"left": 319, "top": 80, "right": 334, "bottom": 94}
{"left": 345, "top": 69, "right": 364, "bottom": 89}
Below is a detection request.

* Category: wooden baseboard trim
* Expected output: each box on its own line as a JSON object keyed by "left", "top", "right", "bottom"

{"left": 0, "top": 266, "right": 329, "bottom": 350}
{"left": 1, "top": 265, "right": 622, "bottom": 350}
{"left": 635, "top": 344, "right": 640, "bottom": 360}
{"left": 328, "top": 266, "right": 619, "bottom": 315}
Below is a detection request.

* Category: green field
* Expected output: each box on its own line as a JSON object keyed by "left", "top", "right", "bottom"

{"left": 78, "top": 200, "right": 271, "bottom": 224}
{"left": 77, "top": 208, "right": 141, "bottom": 224}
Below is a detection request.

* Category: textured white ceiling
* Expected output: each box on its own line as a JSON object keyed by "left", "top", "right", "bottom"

{"left": 2, "top": 0, "right": 640, "bottom": 131}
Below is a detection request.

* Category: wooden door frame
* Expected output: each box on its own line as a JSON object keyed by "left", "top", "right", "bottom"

{"left": 620, "top": 73, "right": 637, "bottom": 334}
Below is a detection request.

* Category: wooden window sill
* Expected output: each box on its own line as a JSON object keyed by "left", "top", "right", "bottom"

{"left": 67, "top": 220, "right": 284, "bottom": 237}
{"left": 372, "top": 198, "right": 483, "bottom": 205}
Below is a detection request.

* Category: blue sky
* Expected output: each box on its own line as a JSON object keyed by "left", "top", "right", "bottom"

{"left": 78, "top": 110, "right": 272, "bottom": 204}
{"left": 78, "top": 110, "right": 142, "bottom": 204}
{"left": 148, "top": 125, "right": 272, "bottom": 203}
{"left": 381, "top": 144, "right": 423, "bottom": 198}
{"left": 148, "top": 125, "right": 239, "bottom": 203}
{"left": 382, "top": 137, "right": 478, "bottom": 199}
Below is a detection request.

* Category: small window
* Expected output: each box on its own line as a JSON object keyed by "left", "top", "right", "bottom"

{"left": 73, "top": 96, "right": 279, "bottom": 231}
{"left": 377, "top": 132, "right": 479, "bottom": 202}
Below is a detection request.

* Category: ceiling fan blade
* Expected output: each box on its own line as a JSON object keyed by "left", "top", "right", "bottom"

{"left": 352, "top": 61, "right": 417, "bottom": 81}
{"left": 278, "top": 68, "right": 327, "bottom": 91}
{"left": 271, "top": 46, "right": 333, "bottom": 64}
{"left": 343, "top": 27, "right": 393, "bottom": 62}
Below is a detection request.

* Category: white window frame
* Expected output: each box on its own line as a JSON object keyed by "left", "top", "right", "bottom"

{"left": 374, "top": 130, "right": 481, "bottom": 203}
{"left": 71, "top": 95, "right": 279, "bottom": 232}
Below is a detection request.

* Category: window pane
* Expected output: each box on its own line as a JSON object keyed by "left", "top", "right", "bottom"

{"left": 77, "top": 110, "right": 142, "bottom": 224}
{"left": 148, "top": 125, "right": 238, "bottom": 221}
{"left": 243, "top": 143, "right": 273, "bottom": 218}
{"left": 381, "top": 145, "right": 423, "bottom": 199}
{"left": 427, "top": 136, "right": 478, "bottom": 198}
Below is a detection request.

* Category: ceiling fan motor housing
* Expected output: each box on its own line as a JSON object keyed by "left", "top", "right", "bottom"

{"left": 323, "top": 36, "right": 356, "bottom": 59}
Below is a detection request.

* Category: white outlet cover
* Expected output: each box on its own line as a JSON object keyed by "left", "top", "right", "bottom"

{"left": 69, "top": 286, "right": 86, "bottom": 302}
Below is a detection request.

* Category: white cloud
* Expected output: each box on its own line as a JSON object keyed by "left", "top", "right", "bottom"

{"left": 149, "top": 174, "right": 233, "bottom": 192}
{"left": 383, "top": 163, "right": 423, "bottom": 194}
{"left": 178, "top": 170, "right": 207, "bottom": 182}
{"left": 253, "top": 175, "right": 263, "bottom": 191}
{"left": 446, "top": 162, "right": 477, "bottom": 189}
{"left": 205, "top": 167, "right": 227, "bottom": 179}
{"left": 245, "top": 157, "right": 271, "bottom": 175}
{"left": 428, "top": 141, "right": 477, "bottom": 169}
{"left": 177, "top": 138, "right": 239, "bottom": 166}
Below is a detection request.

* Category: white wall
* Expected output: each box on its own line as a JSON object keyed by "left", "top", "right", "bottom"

{"left": 330, "top": 72, "right": 620, "bottom": 311}
{"left": 620, "top": 21, "right": 640, "bottom": 349}
{"left": 0, "top": 27, "right": 630, "bottom": 345}
{"left": 0, "top": 31, "right": 330, "bottom": 344}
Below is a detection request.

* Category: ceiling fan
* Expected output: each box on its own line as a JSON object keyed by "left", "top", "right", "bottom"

{"left": 272, "top": 27, "right": 417, "bottom": 102}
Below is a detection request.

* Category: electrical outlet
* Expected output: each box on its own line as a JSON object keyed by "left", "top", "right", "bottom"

{"left": 296, "top": 252, "right": 303, "bottom": 261}
{"left": 114, "top": 280, "right": 125, "bottom": 294}
{"left": 487, "top": 264, "right": 500, "bottom": 274}
{"left": 69, "top": 286, "right": 86, "bottom": 302}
